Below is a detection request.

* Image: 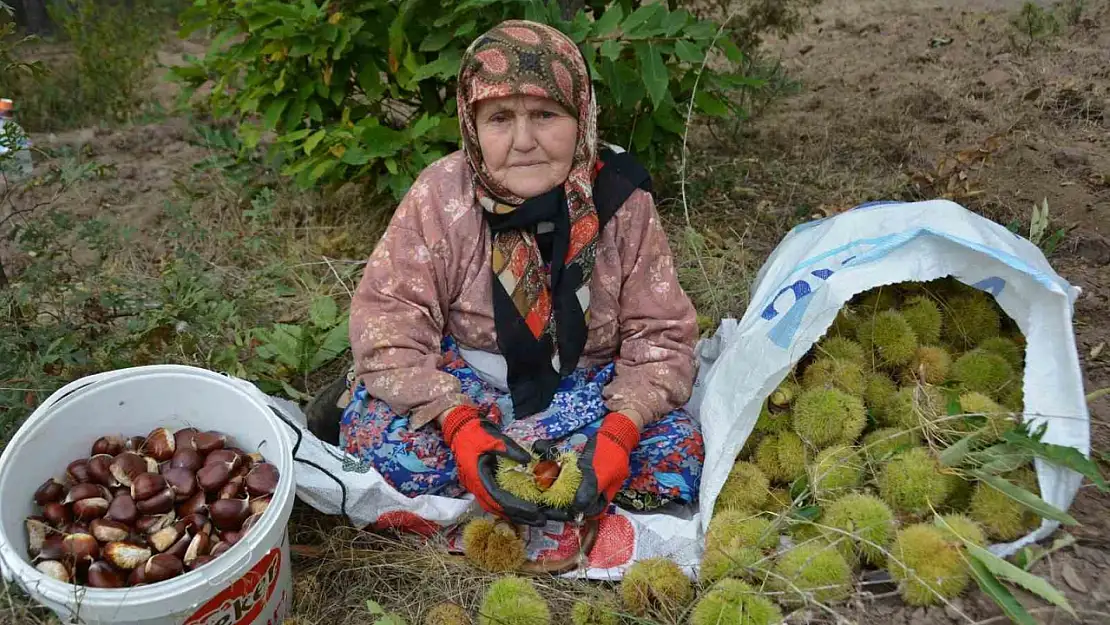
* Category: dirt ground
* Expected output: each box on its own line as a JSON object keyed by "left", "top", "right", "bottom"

{"left": 745, "top": 0, "right": 1110, "bottom": 622}
{"left": 3, "top": 0, "right": 1109, "bottom": 623}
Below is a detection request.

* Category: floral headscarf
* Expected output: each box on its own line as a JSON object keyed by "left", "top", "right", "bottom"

{"left": 456, "top": 20, "right": 602, "bottom": 416}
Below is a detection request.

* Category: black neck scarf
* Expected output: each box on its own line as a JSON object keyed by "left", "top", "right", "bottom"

{"left": 483, "top": 149, "right": 652, "bottom": 418}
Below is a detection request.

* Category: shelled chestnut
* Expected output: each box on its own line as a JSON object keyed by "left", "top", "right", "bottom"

{"left": 24, "top": 427, "right": 279, "bottom": 589}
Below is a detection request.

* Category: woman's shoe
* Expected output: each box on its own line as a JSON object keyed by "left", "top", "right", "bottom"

{"left": 304, "top": 373, "right": 348, "bottom": 446}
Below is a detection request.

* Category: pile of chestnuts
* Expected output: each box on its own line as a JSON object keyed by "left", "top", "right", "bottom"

{"left": 24, "top": 427, "right": 280, "bottom": 588}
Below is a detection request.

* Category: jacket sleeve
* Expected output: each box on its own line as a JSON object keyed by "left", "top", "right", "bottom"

{"left": 602, "top": 189, "right": 699, "bottom": 423}
{"left": 349, "top": 183, "right": 473, "bottom": 430}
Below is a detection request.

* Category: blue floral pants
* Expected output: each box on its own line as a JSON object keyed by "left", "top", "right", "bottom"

{"left": 339, "top": 337, "right": 704, "bottom": 511}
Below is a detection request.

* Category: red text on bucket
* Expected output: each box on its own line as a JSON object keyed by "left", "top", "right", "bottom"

{"left": 185, "top": 547, "right": 282, "bottom": 625}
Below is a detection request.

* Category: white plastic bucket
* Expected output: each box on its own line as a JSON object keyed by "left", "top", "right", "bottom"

{"left": 0, "top": 365, "right": 296, "bottom": 625}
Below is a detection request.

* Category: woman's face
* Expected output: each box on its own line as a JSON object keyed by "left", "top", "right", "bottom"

{"left": 474, "top": 94, "right": 578, "bottom": 199}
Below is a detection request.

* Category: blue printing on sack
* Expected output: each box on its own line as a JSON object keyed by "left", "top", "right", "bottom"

{"left": 757, "top": 234, "right": 901, "bottom": 313}
{"left": 790, "top": 201, "right": 1059, "bottom": 290}
{"left": 846, "top": 228, "right": 1064, "bottom": 292}
{"left": 767, "top": 287, "right": 817, "bottom": 348}
{"left": 931, "top": 230, "right": 1064, "bottom": 292}
{"left": 974, "top": 276, "right": 1006, "bottom": 296}
{"left": 760, "top": 225, "right": 1065, "bottom": 349}
{"left": 761, "top": 280, "right": 812, "bottom": 320}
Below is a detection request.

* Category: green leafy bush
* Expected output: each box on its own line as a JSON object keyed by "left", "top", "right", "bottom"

{"left": 50, "top": 0, "right": 165, "bottom": 122}
{"left": 0, "top": 5, "right": 41, "bottom": 75}
{"left": 1009, "top": 1, "right": 1060, "bottom": 53}
{"left": 0, "top": 0, "right": 164, "bottom": 130}
{"left": 174, "top": 0, "right": 779, "bottom": 200}
{"left": 254, "top": 294, "right": 350, "bottom": 400}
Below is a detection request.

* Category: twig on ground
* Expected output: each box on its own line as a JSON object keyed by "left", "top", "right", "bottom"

{"left": 322, "top": 255, "right": 353, "bottom": 299}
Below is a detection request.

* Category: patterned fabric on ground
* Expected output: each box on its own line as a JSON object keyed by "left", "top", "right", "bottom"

{"left": 339, "top": 337, "right": 704, "bottom": 510}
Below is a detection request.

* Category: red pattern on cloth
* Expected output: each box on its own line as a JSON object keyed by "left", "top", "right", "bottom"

{"left": 373, "top": 511, "right": 440, "bottom": 537}
{"left": 568, "top": 212, "right": 600, "bottom": 261}
{"left": 587, "top": 514, "right": 636, "bottom": 568}
{"left": 474, "top": 49, "right": 508, "bottom": 75}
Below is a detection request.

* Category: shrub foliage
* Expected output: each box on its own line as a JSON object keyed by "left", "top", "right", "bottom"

{"left": 174, "top": 0, "right": 803, "bottom": 199}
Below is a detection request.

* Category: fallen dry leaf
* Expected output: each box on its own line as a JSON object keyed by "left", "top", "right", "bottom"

{"left": 1061, "top": 561, "right": 1088, "bottom": 593}
{"left": 1090, "top": 341, "right": 1105, "bottom": 360}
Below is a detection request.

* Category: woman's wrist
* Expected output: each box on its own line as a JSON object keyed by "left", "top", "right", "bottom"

{"left": 437, "top": 402, "right": 477, "bottom": 430}
{"left": 601, "top": 411, "right": 642, "bottom": 454}
{"left": 619, "top": 409, "right": 646, "bottom": 432}
{"left": 439, "top": 404, "right": 482, "bottom": 446}
{"left": 437, "top": 405, "right": 461, "bottom": 429}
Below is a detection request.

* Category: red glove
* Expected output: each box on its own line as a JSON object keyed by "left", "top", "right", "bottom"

{"left": 572, "top": 412, "right": 641, "bottom": 518}
{"left": 442, "top": 405, "right": 550, "bottom": 526}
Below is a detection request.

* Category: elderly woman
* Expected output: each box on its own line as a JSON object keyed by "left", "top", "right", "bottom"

{"left": 314, "top": 20, "right": 704, "bottom": 527}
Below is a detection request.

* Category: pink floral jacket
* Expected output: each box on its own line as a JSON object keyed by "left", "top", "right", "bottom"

{"left": 349, "top": 151, "right": 698, "bottom": 430}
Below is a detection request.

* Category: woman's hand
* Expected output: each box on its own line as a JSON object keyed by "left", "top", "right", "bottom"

{"left": 442, "top": 405, "right": 551, "bottom": 526}
{"left": 572, "top": 412, "right": 642, "bottom": 518}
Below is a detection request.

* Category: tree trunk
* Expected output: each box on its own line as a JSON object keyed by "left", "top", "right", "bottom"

{"left": 13, "top": 0, "right": 52, "bottom": 35}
